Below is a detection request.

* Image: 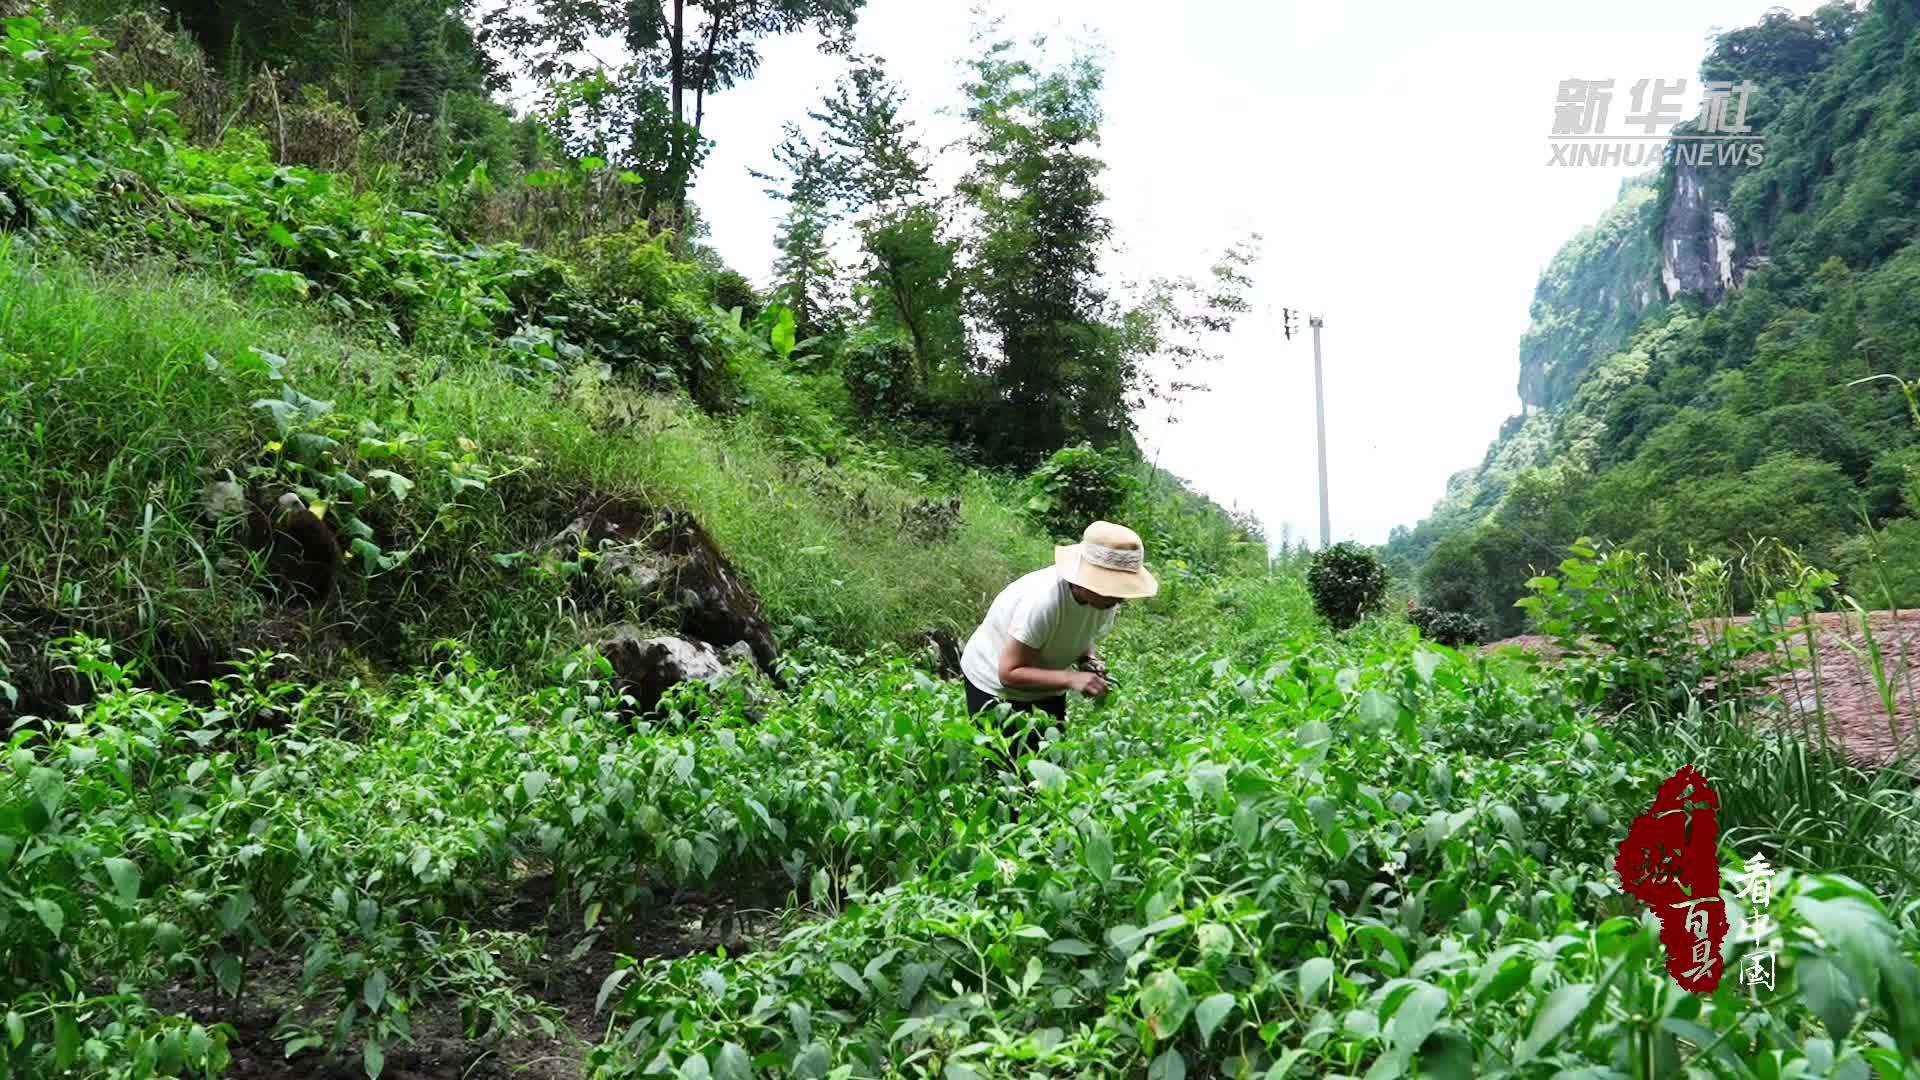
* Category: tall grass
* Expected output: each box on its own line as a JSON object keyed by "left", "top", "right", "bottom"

{"left": 0, "top": 246, "right": 1065, "bottom": 703}
{"left": 1520, "top": 534, "right": 1920, "bottom": 910}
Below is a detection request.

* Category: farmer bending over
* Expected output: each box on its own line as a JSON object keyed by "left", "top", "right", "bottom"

{"left": 959, "top": 520, "right": 1159, "bottom": 753}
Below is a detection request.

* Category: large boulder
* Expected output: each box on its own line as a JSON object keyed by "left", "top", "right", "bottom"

{"left": 551, "top": 498, "right": 780, "bottom": 680}
{"left": 596, "top": 627, "right": 751, "bottom": 716}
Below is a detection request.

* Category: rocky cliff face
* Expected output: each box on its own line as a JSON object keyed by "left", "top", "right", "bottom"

{"left": 1515, "top": 180, "right": 1663, "bottom": 411}
{"left": 1660, "top": 159, "right": 1747, "bottom": 304}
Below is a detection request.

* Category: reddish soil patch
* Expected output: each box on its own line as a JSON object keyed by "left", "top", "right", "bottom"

{"left": 1487, "top": 610, "right": 1920, "bottom": 766}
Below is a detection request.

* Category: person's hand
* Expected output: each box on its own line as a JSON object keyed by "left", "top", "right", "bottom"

{"left": 1072, "top": 671, "right": 1111, "bottom": 698}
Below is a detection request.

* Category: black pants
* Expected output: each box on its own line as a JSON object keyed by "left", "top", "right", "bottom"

{"left": 964, "top": 678, "right": 1066, "bottom": 758}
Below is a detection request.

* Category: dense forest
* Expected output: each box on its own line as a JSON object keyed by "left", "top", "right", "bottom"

{"left": 1385, "top": 0, "right": 1920, "bottom": 635}
{"left": 8, "top": 2, "right": 1920, "bottom": 1079}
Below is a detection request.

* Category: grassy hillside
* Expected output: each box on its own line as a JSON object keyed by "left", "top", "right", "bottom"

{"left": 1387, "top": 0, "right": 1920, "bottom": 634}
{"left": 0, "top": 8, "right": 1270, "bottom": 715}
{"left": 0, "top": 244, "right": 1077, "bottom": 698}
{"left": 8, "top": 5, "right": 1920, "bottom": 1080}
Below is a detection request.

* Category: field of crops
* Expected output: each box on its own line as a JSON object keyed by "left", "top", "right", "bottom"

{"left": 10, "top": 588, "right": 1920, "bottom": 1079}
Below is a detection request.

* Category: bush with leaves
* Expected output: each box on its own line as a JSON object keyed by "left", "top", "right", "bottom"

{"left": 707, "top": 267, "right": 762, "bottom": 323}
{"left": 558, "top": 225, "right": 737, "bottom": 410}
{"left": 1408, "top": 605, "right": 1491, "bottom": 647}
{"left": 1306, "top": 541, "right": 1389, "bottom": 629}
{"left": 1515, "top": 538, "right": 1809, "bottom": 715}
{"left": 840, "top": 325, "right": 922, "bottom": 420}
{"left": 1023, "top": 443, "right": 1139, "bottom": 542}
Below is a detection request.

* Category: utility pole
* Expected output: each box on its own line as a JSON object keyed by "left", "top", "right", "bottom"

{"left": 1310, "top": 315, "right": 1330, "bottom": 549}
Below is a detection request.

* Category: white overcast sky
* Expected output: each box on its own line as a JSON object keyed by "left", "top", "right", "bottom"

{"left": 679, "top": 0, "right": 1829, "bottom": 547}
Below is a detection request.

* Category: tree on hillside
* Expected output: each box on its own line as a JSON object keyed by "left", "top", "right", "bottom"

{"left": 754, "top": 57, "right": 956, "bottom": 354}
{"left": 811, "top": 59, "right": 963, "bottom": 385}
{"left": 479, "top": 0, "right": 867, "bottom": 228}
{"left": 1701, "top": 2, "right": 1862, "bottom": 90}
{"left": 958, "top": 32, "right": 1119, "bottom": 464}
{"left": 156, "top": 0, "right": 498, "bottom": 119}
{"left": 759, "top": 126, "right": 844, "bottom": 339}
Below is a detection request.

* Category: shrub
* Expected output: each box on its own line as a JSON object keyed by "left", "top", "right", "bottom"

{"left": 1408, "top": 605, "right": 1491, "bottom": 647}
{"left": 841, "top": 326, "right": 922, "bottom": 420}
{"left": 1515, "top": 539, "right": 1814, "bottom": 715}
{"left": 1834, "top": 518, "right": 1920, "bottom": 608}
{"left": 1306, "top": 541, "right": 1389, "bottom": 629}
{"left": 1024, "top": 443, "right": 1138, "bottom": 542}
{"left": 565, "top": 225, "right": 737, "bottom": 411}
{"left": 708, "top": 268, "right": 762, "bottom": 323}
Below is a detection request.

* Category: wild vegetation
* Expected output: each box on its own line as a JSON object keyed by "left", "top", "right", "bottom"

{"left": 5, "top": 2, "right": 1920, "bottom": 1079}
{"left": 1387, "top": 0, "right": 1920, "bottom": 636}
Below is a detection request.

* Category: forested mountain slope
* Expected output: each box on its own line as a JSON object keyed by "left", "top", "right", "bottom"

{"left": 1385, "top": 0, "right": 1920, "bottom": 635}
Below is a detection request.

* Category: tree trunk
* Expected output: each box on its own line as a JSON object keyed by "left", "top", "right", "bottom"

{"left": 665, "top": 0, "right": 687, "bottom": 238}
{"left": 883, "top": 260, "right": 931, "bottom": 381}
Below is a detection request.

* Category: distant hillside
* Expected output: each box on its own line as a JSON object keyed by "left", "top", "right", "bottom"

{"left": 1386, "top": 0, "right": 1920, "bottom": 634}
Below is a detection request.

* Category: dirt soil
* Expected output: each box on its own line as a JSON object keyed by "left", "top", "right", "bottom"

{"left": 142, "top": 874, "right": 784, "bottom": 1079}
{"left": 1487, "top": 610, "right": 1920, "bottom": 766}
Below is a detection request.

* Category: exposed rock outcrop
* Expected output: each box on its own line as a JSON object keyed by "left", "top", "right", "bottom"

{"left": 201, "top": 479, "right": 341, "bottom": 605}
{"left": 551, "top": 496, "right": 781, "bottom": 681}
{"left": 594, "top": 627, "right": 756, "bottom": 716}
{"left": 1661, "top": 159, "right": 1745, "bottom": 305}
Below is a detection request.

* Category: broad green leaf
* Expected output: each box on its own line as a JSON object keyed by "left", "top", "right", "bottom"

{"left": 1515, "top": 982, "right": 1594, "bottom": 1062}
{"left": 521, "top": 770, "right": 549, "bottom": 801}
{"left": 770, "top": 307, "right": 798, "bottom": 358}
{"left": 1196, "top": 992, "right": 1236, "bottom": 1046}
{"left": 1798, "top": 953, "right": 1858, "bottom": 1042}
{"left": 1300, "top": 956, "right": 1335, "bottom": 1003}
{"left": 1028, "top": 759, "right": 1067, "bottom": 791}
{"left": 1417, "top": 1028, "right": 1476, "bottom": 1080}
{"left": 1387, "top": 983, "right": 1449, "bottom": 1055}
{"left": 54, "top": 1007, "right": 78, "bottom": 1069}
{"left": 1798, "top": 893, "right": 1896, "bottom": 1000}
{"left": 32, "top": 898, "right": 63, "bottom": 939}
{"left": 830, "top": 961, "right": 868, "bottom": 996}
{"left": 1413, "top": 650, "right": 1444, "bottom": 686}
{"left": 791, "top": 1043, "right": 830, "bottom": 1079}
{"left": 363, "top": 969, "right": 388, "bottom": 1012}
{"left": 1265, "top": 1048, "right": 1309, "bottom": 1079}
{"left": 1140, "top": 970, "right": 1193, "bottom": 1038}
{"left": 1491, "top": 804, "right": 1524, "bottom": 844}
{"left": 104, "top": 857, "right": 141, "bottom": 905}
{"left": 714, "top": 1041, "right": 751, "bottom": 1080}
{"left": 1148, "top": 1049, "right": 1186, "bottom": 1080}
{"left": 217, "top": 890, "right": 253, "bottom": 932}
{"left": 366, "top": 469, "right": 414, "bottom": 502}
{"left": 363, "top": 1037, "right": 384, "bottom": 1080}
{"left": 1084, "top": 825, "right": 1114, "bottom": 884}
{"left": 596, "top": 968, "right": 630, "bottom": 1013}
{"left": 1357, "top": 688, "right": 1396, "bottom": 729}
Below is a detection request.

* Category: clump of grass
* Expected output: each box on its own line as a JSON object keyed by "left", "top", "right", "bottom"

{"left": 0, "top": 245, "right": 1069, "bottom": 705}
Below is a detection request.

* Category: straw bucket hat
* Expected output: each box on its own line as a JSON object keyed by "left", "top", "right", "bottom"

{"left": 1054, "top": 520, "right": 1159, "bottom": 599}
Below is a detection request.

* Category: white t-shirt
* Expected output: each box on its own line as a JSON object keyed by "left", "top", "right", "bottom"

{"left": 961, "top": 567, "right": 1117, "bottom": 701}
